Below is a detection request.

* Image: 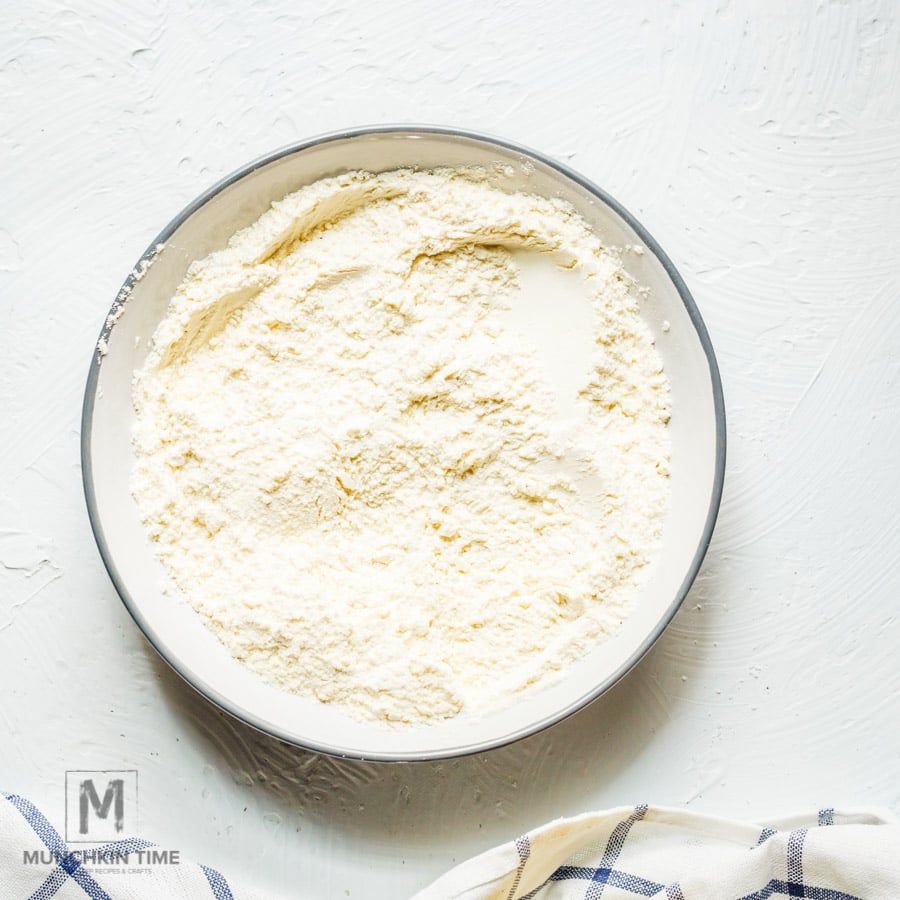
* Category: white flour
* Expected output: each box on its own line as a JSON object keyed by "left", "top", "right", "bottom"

{"left": 132, "top": 168, "right": 671, "bottom": 724}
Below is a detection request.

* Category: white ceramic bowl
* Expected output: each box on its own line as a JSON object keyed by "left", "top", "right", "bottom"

{"left": 82, "top": 126, "right": 725, "bottom": 760}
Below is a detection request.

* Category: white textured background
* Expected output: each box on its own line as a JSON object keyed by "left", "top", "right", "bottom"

{"left": 2, "top": 1, "right": 899, "bottom": 896}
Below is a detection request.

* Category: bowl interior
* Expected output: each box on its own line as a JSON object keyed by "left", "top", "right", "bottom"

{"left": 84, "top": 129, "right": 723, "bottom": 759}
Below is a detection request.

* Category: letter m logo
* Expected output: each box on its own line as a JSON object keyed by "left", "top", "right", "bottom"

{"left": 65, "top": 771, "right": 138, "bottom": 842}
{"left": 80, "top": 778, "right": 123, "bottom": 834}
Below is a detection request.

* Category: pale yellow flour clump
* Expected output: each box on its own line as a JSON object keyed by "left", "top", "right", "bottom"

{"left": 132, "top": 168, "right": 671, "bottom": 724}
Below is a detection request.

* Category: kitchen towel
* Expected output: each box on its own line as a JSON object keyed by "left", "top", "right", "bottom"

{"left": 3, "top": 792, "right": 899, "bottom": 899}
{"left": 0, "top": 792, "right": 261, "bottom": 900}
{"left": 413, "top": 804, "right": 900, "bottom": 899}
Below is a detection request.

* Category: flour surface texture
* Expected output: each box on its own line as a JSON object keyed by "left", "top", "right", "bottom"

{"left": 131, "top": 168, "right": 671, "bottom": 725}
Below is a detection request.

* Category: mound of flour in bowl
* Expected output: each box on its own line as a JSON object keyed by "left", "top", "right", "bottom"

{"left": 132, "top": 167, "right": 671, "bottom": 724}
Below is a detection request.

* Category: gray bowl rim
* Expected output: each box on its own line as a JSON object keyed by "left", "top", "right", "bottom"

{"left": 81, "top": 124, "right": 726, "bottom": 762}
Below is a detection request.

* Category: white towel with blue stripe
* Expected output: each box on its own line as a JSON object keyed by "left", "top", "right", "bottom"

{"left": 1, "top": 793, "right": 262, "bottom": 900}
{"left": 3, "top": 792, "right": 899, "bottom": 899}
{"left": 413, "top": 805, "right": 900, "bottom": 899}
